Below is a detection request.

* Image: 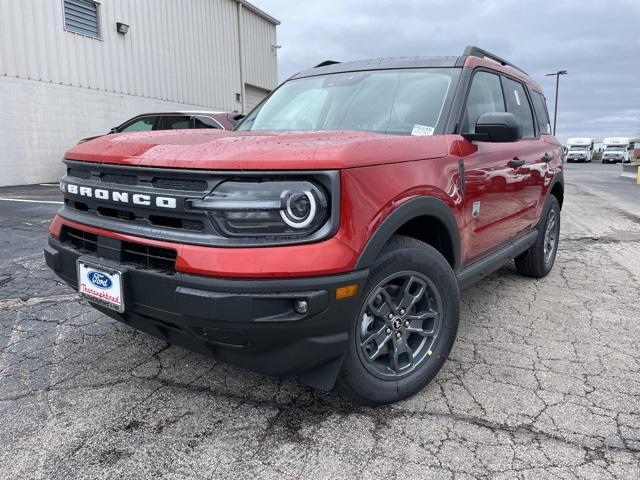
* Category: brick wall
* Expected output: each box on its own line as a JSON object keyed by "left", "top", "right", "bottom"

{"left": 0, "top": 76, "right": 211, "bottom": 187}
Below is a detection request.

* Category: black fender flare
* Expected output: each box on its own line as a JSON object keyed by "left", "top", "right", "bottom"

{"left": 547, "top": 170, "right": 564, "bottom": 209}
{"left": 354, "top": 196, "right": 461, "bottom": 270}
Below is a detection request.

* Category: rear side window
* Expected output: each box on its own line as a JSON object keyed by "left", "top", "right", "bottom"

{"left": 503, "top": 78, "right": 535, "bottom": 138}
{"left": 461, "top": 72, "right": 505, "bottom": 134}
{"left": 157, "top": 116, "right": 191, "bottom": 130}
{"left": 531, "top": 91, "right": 552, "bottom": 134}
{"left": 119, "top": 117, "right": 155, "bottom": 132}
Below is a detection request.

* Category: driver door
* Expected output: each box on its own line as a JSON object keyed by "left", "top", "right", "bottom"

{"left": 457, "top": 71, "right": 530, "bottom": 265}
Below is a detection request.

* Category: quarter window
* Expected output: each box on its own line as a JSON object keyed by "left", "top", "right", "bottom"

{"left": 461, "top": 72, "right": 505, "bottom": 134}
{"left": 531, "top": 91, "right": 552, "bottom": 134}
{"left": 503, "top": 78, "right": 535, "bottom": 138}
{"left": 192, "top": 116, "right": 222, "bottom": 129}
{"left": 63, "top": 0, "right": 100, "bottom": 38}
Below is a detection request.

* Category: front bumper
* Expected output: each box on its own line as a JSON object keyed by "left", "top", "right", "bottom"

{"left": 44, "top": 236, "right": 368, "bottom": 389}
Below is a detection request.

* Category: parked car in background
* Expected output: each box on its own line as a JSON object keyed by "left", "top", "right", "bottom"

{"left": 78, "top": 111, "right": 239, "bottom": 144}
{"left": 565, "top": 137, "right": 594, "bottom": 162}
{"left": 602, "top": 137, "right": 636, "bottom": 164}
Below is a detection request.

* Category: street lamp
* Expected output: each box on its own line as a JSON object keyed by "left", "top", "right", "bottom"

{"left": 545, "top": 70, "right": 568, "bottom": 136}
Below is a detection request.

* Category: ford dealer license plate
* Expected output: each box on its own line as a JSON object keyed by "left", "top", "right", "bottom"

{"left": 77, "top": 260, "right": 124, "bottom": 313}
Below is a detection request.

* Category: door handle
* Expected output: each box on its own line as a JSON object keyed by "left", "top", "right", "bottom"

{"left": 542, "top": 153, "right": 553, "bottom": 163}
{"left": 508, "top": 157, "right": 525, "bottom": 168}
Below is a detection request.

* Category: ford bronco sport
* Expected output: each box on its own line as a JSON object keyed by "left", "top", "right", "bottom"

{"left": 45, "top": 46, "right": 564, "bottom": 405}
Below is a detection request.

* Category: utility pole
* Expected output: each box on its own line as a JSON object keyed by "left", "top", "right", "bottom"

{"left": 545, "top": 70, "right": 568, "bottom": 136}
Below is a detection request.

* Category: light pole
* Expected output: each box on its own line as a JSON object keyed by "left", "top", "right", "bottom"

{"left": 545, "top": 70, "right": 568, "bottom": 136}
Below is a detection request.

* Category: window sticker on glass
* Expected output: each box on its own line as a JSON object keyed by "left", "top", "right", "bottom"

{"left": 411, "top": 124, "right": 435, "bottom": 136}
{"left": 514, "top": 89, "right": 521, "bottom": 106}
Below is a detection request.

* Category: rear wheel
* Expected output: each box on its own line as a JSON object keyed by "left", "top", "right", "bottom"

{"left": 515, "top": 195, "right": 560, "bottom": 278}
{"left": 337, "top": 236, "right": 459, "bottom": 406}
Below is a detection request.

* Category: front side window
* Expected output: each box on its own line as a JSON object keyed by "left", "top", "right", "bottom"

{"left": 503, "top": 78, "right": 535, "bottom": 138}
{"left": 64, "top": 0, "right": 100, "bottom": 38}
{"left": 461, "top": 71, "right": 505, "bottom": 134}
{"left": 237, "top": 69, "right": 456, "bottom": 136}
{"left": 118, "top": 117, "right": 155, "bottom": 132}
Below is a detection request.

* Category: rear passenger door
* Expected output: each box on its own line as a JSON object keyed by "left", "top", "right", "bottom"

{"left": 458, "top": 71, "right": 531, "bottom": 264}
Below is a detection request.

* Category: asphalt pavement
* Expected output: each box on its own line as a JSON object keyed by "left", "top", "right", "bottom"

{"left": 1, "top": 162, "right": 639, "bottom": 479}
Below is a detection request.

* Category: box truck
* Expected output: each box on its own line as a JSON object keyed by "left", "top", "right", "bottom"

{"left": 602, "top": 137, "right": 636, "bottom": 164}
{"left": 566, "top": 138, "right": 594, "bottom": 162}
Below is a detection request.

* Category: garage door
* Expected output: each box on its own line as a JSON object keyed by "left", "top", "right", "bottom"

{"left": 244, "top": 84, "right": 270, "bottom": 112}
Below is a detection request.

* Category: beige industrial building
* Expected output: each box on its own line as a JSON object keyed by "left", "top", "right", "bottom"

{"left": 0, "top": 0, "right": 279, "bottom": 186}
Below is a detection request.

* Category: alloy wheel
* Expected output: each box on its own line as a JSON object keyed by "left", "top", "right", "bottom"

{"left": 544, "top": 209, "right": 558, "bottom": 264}
{"left": 356, "top": 271, "right": 443, "bottom": 380}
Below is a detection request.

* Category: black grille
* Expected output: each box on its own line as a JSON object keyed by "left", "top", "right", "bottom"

{"left": 60, "top": 226, "right": 177, "bottom": 273}
{"left": 152, "top": 177, "right": 208, "bottom": 192}
{"left": 61, "top": 227, "right": 97, "bottom": 253}
{"left": 100, "top": 173, "right": 138, "bottom": 185}
{"left": 68, "top": 168, "right": 91, "bottom": 180}
{"left": 122, "top": 242, "right": 177, "bottom": 271}
{"left": 67, "top": 167, "right": 209, "bottom": 192}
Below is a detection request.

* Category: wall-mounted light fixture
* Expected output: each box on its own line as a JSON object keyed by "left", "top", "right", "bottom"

{"left": 116, "top": 22, "right": 130, "bottom": 35}
{"left": 271, "top": 44, "right": 282, "bottom": 55}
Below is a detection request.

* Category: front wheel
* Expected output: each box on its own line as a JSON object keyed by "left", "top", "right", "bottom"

{"left": 337, "top": 236, "right": 459, "bottom": 406}
{"left": 515, "top": 195, "right": 560, "bottom": 278}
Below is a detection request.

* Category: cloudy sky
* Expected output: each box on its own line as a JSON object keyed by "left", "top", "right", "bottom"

{"left": 253, "top": 0, "right": 640, "bottom": 144}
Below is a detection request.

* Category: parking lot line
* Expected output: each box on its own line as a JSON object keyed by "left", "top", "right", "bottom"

{"left": 0, "top": 197, "right": 63, "bottom": 205}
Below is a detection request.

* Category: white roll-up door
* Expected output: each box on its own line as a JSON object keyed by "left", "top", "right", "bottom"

{"left": 244, "top": 84, "right": 270, "bottom": 112}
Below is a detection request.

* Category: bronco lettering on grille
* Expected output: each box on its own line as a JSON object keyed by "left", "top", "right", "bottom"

{"left": 61, "top": 182, "right": 177, "bottom": 209}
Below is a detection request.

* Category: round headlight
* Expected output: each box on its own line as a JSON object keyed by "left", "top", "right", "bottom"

{"left": 281, "top": 191, "right": 317, "bottom": 228}
{"left": 193, "top": 180, "right": 330, "bottom": 239}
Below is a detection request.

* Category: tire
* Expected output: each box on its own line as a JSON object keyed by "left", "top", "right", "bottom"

{"left": 515, "top": 195, "right": 560, "bottom": 278}
{"left": 337, "top": 235, "right": 459, "bottom": 406}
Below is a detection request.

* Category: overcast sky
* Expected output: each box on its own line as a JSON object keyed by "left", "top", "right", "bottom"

{"left": 253, "top": 0, "right": 640, "bottom": 144}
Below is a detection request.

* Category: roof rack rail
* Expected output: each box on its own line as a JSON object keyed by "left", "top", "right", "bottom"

{"left": 461, "top": 46, "right": 528, "bottom": 75}
{"left": 313, "top": 60, "right": 341, "bottom": 68}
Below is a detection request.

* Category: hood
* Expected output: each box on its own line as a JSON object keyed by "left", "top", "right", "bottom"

{"left": 64, "top": 129, "right": 449, "bottom": 170}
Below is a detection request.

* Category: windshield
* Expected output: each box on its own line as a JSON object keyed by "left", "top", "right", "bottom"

{"left": 237, "top": 68, "right": 456, "bottom": 135}
{"left": 605, "top": 145, "right": 626, "bottom": 151}
{"left": 569, "top": 146, "right": 588, "bottom": 151}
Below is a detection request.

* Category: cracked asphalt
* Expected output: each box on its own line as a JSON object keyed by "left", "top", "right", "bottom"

{"left": 1, "top": 163, "right": 639, "bottom": 479}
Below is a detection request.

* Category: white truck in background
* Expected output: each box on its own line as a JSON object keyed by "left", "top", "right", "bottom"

{"left": 601, "top": 137, "right": 636, "bottom": 164}
{"left": 565, "top": 137, "right": 594, "bottom": 163}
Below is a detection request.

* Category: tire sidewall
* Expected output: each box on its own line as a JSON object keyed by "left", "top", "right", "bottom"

{"left": 538, "top": 195, "right": 561, "bottom": 274}
{"left": 340, "top": 241, "right": 459, "bottom": 405}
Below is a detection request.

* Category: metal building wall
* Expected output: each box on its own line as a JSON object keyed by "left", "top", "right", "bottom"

{"left": 0, "top": 0, "right": 278, "bottom": 186}
{"left": 0, "top": 0, "right": 278, "bottom": 111}
{"left": 241, "top": 7, "right": 278, "bottom": 92}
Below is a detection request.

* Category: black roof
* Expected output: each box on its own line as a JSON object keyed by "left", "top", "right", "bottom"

{"left": 292, "top": 46, "right": 527, "bottom": 79}
{"left": 292, "top": 56, "right": 460, "bottom": 79}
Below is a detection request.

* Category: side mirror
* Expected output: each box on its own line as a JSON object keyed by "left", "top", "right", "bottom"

{"left": 463, "top": 112, "right": 522, "bottom": 143}
{"left": 109, "top": 127, "right": 118, "bottom": 134}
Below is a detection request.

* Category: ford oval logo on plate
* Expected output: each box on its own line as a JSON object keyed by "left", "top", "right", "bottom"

{"left": 87, "top": 271, "right": 113, "bottom": 289}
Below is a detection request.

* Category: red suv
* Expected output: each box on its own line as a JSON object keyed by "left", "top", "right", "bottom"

{"left": 45, "top": 46, "right": 563, "bottom": 405}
